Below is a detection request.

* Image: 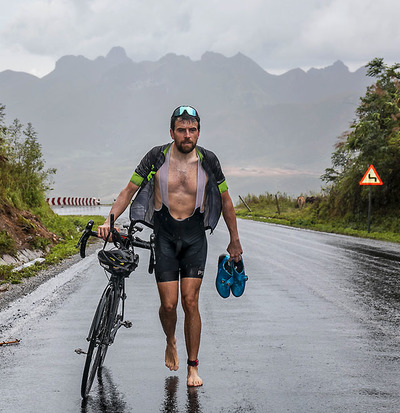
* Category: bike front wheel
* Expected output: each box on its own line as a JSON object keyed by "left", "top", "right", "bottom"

{"left": 81, "top": 285, "right": 115, "bottom": 398}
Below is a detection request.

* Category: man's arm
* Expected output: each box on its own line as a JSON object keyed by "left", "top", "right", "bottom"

{"left": 97, "top": 181, "right": 139, "bottom": 239}
{"left": 221, "top": 190, "right": 243, "bottom": 262}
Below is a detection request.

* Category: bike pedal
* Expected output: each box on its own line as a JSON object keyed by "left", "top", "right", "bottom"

{"left": 122, "top": 320, "right": 132, "bottom": 328}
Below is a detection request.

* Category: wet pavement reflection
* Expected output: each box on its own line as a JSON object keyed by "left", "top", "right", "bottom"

{"left": 81, "top": 374, "right": 203, "bottom": 413}
{"left": 81, "top": 368, "right": 128, "bottom": 413}
{"left": 161, "top": 376, "right": 202, "bottom": 413}
{"left": 328, "top": 237, "right": 400, "bottom": 331}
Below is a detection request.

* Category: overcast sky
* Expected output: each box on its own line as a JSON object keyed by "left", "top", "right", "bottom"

{"left": 0, "top": 0, "right": 399, "bottom": 77}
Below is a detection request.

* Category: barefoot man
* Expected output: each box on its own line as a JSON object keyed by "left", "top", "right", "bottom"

{"left": 98, "top": 106, "right": 242, "bottom": 386}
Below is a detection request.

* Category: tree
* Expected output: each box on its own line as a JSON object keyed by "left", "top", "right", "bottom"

{"left": 0, "top": 105, "right": 7, "bottom": 164}
{"left": 0, "top": 104, "right": 56, "bottom": 208}
{"left": 322, "top": 58, "right": 400, "bottom": 214}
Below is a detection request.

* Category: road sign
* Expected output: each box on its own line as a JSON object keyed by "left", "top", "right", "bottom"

{"left": 359, "top": 165, "right": 383, "bottom": 186}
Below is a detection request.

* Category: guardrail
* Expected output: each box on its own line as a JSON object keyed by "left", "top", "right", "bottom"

{"left": 46, "top": 197, "right": 100, "bottom": 206}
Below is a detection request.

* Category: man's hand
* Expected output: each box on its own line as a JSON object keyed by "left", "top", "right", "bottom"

{"left": 97, "top": 181, "right": 139, "bottom": 240}
{"left": 221, "top": 190, "right": 243, "bottom": 262}
{"left": 227, "top": 238, "right": 243, "bottom": 262}
{"left": 97, "top": 222, "right": 111, "bottom": 240}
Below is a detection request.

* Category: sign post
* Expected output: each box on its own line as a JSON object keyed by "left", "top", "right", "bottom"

{"left": 359, "top": 165, "right": 383, "bottom": 233}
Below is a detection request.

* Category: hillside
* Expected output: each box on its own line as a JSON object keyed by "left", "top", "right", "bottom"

{"left": 0, "top": 47, "right": 373, "bottom": 202}
{"left": 0, "top": 204, "right": 58, "bottom": 265}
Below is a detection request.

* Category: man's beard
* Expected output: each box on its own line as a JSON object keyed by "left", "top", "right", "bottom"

{"left": 176, "top": 140, "right": 196, "bottom": 154}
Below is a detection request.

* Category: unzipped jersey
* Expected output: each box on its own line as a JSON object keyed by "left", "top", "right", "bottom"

{"left": 129, "top": 143, "right": 228, "bottom": 232}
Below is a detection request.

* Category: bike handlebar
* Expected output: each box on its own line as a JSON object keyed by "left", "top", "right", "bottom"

{"left": 76, "top": 220, "right": 97, "bottom": 258}
{"left": 76, "top": 215, "right": 153, "bottom": 259}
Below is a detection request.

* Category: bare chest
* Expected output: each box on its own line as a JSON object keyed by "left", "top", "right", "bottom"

{"left": 168, "top": 157, "right": 198, "bottom": 195}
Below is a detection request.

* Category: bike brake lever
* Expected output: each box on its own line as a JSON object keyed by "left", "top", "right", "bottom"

{"left": 76, "top": 220, "right": 94, "bottom": 247}
{"left": 76, "top": 220, "right": 95, "bottom": 258}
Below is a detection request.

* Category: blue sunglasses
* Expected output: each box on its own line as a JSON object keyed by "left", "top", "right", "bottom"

{"left": 172, "top": 106, "right": 199, "bottom": 117}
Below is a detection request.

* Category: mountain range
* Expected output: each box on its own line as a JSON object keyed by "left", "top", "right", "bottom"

{"left": 0, "top": 47, "right": 373, "bottom": 203}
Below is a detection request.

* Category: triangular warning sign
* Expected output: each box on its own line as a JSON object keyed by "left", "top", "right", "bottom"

{"left": 359, "top": 165, "right": 383, "bottom": 185}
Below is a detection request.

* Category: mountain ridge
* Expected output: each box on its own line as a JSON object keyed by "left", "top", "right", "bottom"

{"left": 0, "top": 47, "right": 373, "bottom": 202}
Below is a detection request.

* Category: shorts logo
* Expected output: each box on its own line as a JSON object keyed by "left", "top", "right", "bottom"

{"left": 197, "top": 269, "right": 204, "bottom": 277}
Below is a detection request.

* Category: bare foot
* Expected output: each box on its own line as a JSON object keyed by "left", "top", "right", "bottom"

{"left": 165, "top": 338, "right": 179, "bottom": 371}
{"left": 187, "top": 366, "right": 203, "bottom": 387}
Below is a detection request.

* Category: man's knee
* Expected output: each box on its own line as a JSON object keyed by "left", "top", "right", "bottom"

{"left": 181, "top": 294, "right": 199, "bottom": 314}
{"left": 160, "top": 301, "right": 178, "bottom": 314}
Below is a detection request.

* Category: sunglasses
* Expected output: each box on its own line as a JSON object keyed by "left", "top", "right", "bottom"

{"left": 172, "top": 106, "right": 199, "bottom": 117}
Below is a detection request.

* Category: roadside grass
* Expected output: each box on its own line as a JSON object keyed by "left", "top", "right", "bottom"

{"left": 0, "top": 213, "right": 104, "bottom": 285}
{"left": 236, "top": 193, "right": 400, "bottom": 244}
{"left": 0, "top": 230, "right": 17, "bottom": 257}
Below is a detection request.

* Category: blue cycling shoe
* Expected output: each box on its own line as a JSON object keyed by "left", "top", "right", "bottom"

{"left": 231, "top": 257, "right": 248, "bottom": 297}
{"left": 216, "top": 254, "right": 233, "bottom": 298}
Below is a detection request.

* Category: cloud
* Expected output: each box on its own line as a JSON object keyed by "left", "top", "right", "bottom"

{"left": 2, "top": 0, "right": 77, "bottom": 54}
{"left": 294, "top": 0, "right": 400, "bottom": 63}
{"left": 1, "top": 0, "right": 399, "bottom": 76}
{"left": 0, "top": 1, "right": 334, "bottom": 61}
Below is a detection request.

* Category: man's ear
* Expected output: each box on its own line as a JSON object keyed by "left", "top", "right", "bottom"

{"left": 170, "top": 129, "right": 174, "bottom": 140}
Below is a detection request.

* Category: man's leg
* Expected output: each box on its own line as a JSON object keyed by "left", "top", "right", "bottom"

{"left": 157, "top": 281, "right": 179, "bottom": 371}
{"left": 181, "top": 277, "right": 203, "bottom": 387}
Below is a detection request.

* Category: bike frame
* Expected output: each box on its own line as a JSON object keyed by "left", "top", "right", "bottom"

{"left": 77, "top": 214, "right": 154, "bottom": 399}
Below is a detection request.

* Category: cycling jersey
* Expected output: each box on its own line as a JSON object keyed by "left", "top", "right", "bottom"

{"left": 129, "top": 143, "right": 228, "bottom": 232}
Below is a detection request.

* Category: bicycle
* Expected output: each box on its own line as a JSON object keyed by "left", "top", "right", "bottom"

{"left": 76, "top": 214, "right": 155, "bottom": 399}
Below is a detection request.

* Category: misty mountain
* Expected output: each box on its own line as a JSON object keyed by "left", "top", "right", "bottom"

{"left": 0, "top": 47, "right": 373, "bottom": 202}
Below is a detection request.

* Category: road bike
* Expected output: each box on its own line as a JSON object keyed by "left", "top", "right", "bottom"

{"left": 76, "top": 215, "right": 155, "bottom": 399}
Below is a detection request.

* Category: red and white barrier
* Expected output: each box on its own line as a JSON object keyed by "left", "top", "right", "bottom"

{"left": 46, "top": 197, "right": 101, "bottom": 206}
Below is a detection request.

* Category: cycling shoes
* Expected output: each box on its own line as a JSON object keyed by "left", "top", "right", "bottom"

{"left": 231, "top": 257, "right": 248, "bottom": 297}
{"left": 216, "top": 254, "right": 233, "bottom": 298}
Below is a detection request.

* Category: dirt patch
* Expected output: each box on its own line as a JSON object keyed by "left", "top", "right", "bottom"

{"left": 0, "top": 204, "right": 58, "bottom": 255}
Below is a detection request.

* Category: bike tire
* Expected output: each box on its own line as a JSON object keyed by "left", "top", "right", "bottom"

{"left": 81, "top": 285, "right": 115, "bottom": 398}
{"left": 99, "top": 282, "right": 122, "bottom": 368}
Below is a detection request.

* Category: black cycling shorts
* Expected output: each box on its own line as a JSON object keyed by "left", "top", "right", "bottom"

{"left": 153, "top": 205, "right": 207, "bottom": 283}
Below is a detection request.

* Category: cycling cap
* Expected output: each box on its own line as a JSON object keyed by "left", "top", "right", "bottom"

{"left": 98, "top": 249, "right": 138, "bottom": 274}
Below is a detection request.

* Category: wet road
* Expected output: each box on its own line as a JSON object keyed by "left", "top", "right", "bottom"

{"left": 1, "top": 219, "right": 400, "bottom": 412}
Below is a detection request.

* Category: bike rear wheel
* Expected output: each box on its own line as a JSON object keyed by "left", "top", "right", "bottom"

{"left": 81, "top": 285, "right": 115, "bottom": 398}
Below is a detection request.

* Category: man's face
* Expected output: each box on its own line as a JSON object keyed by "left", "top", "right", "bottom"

{"left": 170, "top": 119, "right": 200, "bottom": 154}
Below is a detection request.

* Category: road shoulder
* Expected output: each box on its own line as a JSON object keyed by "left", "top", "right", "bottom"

{"left": 0, "top": 240, "right": 101, "bottom": 311}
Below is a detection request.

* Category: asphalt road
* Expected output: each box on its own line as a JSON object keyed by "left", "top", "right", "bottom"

{"left": 1, "top": 218, "right": 400, "bottom": 412}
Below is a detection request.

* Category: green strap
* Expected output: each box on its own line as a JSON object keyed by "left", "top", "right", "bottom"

{"left": 218, "top": 180, "right": 228, "bottom": 193}
{"left": 130, "top": 172, "right": 144, "bottom": 186}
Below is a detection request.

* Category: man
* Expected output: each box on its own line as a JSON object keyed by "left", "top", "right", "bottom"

{"left": 98, "top": 105, "right": 242, "bottom": 387}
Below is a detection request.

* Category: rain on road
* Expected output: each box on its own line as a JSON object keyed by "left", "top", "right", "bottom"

{"left": 0, "top": 217, "right": 399, "bottom": 412}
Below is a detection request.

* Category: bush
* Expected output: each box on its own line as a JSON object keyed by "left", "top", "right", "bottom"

{"left": 0, "top": 230, "right": 17, "bottom": 256}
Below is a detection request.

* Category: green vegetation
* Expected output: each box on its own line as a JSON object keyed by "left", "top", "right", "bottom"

{"left": 0, "top": 230, "right": 16, "bottom": 256}
{"left": 0, "top": 108, "right": 56, "bottom": 210}
{"left": 0, "top": 104, "right": 105, "bottom": 284}
{"left": 0, "top": 213, "right": 104, "bottom": 284}
{"left": 321, "top": 58, "right": 400, "bottom": 216}
{"left": 236, "top": 192, "right": 400, "bottom": 243}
